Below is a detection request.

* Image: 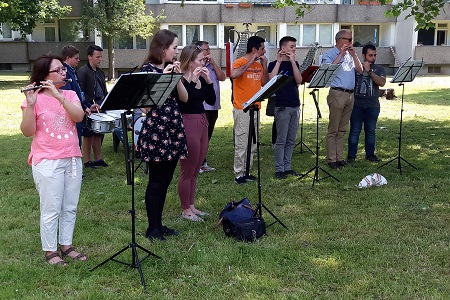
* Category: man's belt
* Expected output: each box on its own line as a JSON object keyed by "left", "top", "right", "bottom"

{"left": 331, "top": 87, "right": 354, "bottom": 94}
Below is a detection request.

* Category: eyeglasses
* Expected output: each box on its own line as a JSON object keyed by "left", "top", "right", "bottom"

{"left": 201, "top": 48, "right": 211, "bottom": 52}
{"left": 340, "top": 37, "right": 353, "bottom": 42}
{"left": 49, "top": 66, "right": 67, "bottom": 74}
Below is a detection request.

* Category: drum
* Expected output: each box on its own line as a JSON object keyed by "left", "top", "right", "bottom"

{"left": 86, "top": 113, "right": 116, "bottom": 133}
{"left": 133, "top": 116, "right": 145, "bottom": 149}
{"left": 105, "top": 110, "right": 132, "bottom": 128}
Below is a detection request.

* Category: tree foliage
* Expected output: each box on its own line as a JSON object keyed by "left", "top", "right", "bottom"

{"left": 80, "top": 0, "right": 165, "bottom": 79}
{"left": 0, "top": 0, "right": 71, "bottom": 36}
{"left": 274, "top": 0, "right": 447, "bottom": 30}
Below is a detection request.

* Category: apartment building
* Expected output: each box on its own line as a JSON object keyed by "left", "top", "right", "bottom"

{"left": 1, "top": 0, "right": 449, "bottom": 76}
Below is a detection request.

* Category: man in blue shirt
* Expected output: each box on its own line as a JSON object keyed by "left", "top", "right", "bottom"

{"left": 321, "top": 30, "right": 363, "bottom": 169}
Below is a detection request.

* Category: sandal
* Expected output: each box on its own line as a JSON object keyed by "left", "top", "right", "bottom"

{"left": 61, "top": 246, "right": 87, "bottom": 261}
{"left": 182, "top": 212, "right": 204, "bottom": 222}
{"left": 45, "top": 252, "right": 68, "bottom": 266}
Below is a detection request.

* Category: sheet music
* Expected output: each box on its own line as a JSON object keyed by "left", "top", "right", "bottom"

{"left": 307, "top": 64, "right": 341, "bottom": 89}
{"left": 100, "top": 72, "right": 183, "bottom": 110}
{"left": 242, "top": 74, "right": 293, "bottom": 110}
{"left": 390, "top": 58, "right": 424, "bottom": 83}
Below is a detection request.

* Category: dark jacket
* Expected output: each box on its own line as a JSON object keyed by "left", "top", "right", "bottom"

{"left": 60, "top": 62, "right": 90, "bottom": 110}
{"left": 77, "top": 62, "right": 107, "bottom": 105}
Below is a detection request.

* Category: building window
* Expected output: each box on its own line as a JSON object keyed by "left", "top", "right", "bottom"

{"left": 102, "top": 34, "right": 147, "bottom": 49}
{"left": 1, "top": 23, "right": 13, "bottom": 39}
{"left": 224, "top": 26, "right": 235, "bottom": 45}
{"left": 136, "top": 36, "right": 147, "bottom": 49}
{"left": 427, "top": 66, "right": 441, "bottom": 74}
{"left": 303, "top": 25, "right": 316, "bottom": 46}
{"left": 353, "top": 25, "right": 379, "bottom": 46}
{"left": 417, "top": 28, "right": 434, "bottom": 46}
{"left": 257, "top": 26, "right": 271, "bottom": 44}
{"left": 436, "top": 23, "right": 448, "bottom": 45}
{"left": 287, "top": 24, "right": 333, "bottom": 47}
{"left": 59, "top": 19, "right": 83, "bottom": 42}
{"left": 186, "top": 25, "right": 200, "bottom": 44}
{"left": 45, "top": 27, "right": 56, "bottom": 42}
{"left": 286, "top": 25, "right": 301, "bottom": 46}
{"left": 168, "top": 24, "right": 218, "bottom": 47}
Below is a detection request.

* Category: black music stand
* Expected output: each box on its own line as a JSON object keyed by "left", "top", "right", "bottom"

{"left": 378, "top": 58, "right": 423, "bottom": 175}
{"left": 91, "top": 72, "right": 182, "bottom": 289}
{"left": 297, "top": 63, "right": 341, "bottom": 188}
{"left": 295, "top": 65, "right": 319, "bottom": 154}
{"left": 242, "top": 74, "right": 293, "bottom": 229}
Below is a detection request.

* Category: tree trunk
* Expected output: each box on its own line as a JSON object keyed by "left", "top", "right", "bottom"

{"left": 107, "top": 35, "right": 115, "bottom": 80}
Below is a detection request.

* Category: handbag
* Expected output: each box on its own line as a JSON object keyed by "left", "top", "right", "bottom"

{"left": 216, "top": 198, "right": 266, "bottom": 242}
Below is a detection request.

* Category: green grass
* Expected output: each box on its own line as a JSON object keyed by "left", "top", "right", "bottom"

{"left": 1, "top": 72, "right": 450, "bottom": 299}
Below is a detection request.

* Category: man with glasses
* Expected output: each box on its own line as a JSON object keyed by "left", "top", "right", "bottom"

{"left": 78, "top": 45, "right": 109, "bottom": 168}
{"left": 321, "top": 30, "right": 363, "bottom": 169}
{"left": 195, "top": 41, "right": 226, "bottom": 173}
{"left": 347, "top": 44, "right": 386, "bottom": 163}
{"left": 60, "top": 45, "right": 90, "bottom": 148}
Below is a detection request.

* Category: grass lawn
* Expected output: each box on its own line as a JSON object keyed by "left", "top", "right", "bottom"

{"left": 0, "top": 72, "right": 450, "bottom": 299}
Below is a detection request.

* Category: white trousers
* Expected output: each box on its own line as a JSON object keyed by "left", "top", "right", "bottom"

{"left": 32, "top": 157, "right": 82, "bottom": 251}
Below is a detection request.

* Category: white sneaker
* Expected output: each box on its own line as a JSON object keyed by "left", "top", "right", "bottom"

{"left": 200, "top": 163, "right": 216, "bottom": 172}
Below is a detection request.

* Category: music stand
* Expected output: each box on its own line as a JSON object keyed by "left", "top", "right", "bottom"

{"left": 91, "top": 72, "right": 182, "bottom": 288}
{"left": 378, "top": 58, "right": 423, "bottom": 174}
{"left": 295, "top": 65, "right": 319, "bottom": 154}
{"left": 297, "top": 64, "right": 341, "bottom": 188}
{"left": 242, "top": 74, "right": 293, "bottom": 229}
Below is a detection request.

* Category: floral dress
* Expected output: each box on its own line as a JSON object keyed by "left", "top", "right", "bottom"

{"left": 135, "top": 63, "right": 188, "bottom": 162}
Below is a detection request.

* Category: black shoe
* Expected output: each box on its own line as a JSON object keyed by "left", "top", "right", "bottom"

{"left": 366, "top": 155, "right": 381, "bottom": 162}
{"left": 284, "top": 170, "right": 301, "bottom": 176}
{"left": 338, "top": 160, "right": 348, "bottom": 167}
{"left": 84, "top": 161, "right": 96, "bottom": 168}
{"left": 94, "top": 159, "right": 109, "bottom": 167}
{"left": 275, "top": 172, "right": 286, "bottom": 179}
{"left": 346, "top": 157, "right": 355, "bottom": 163}
{"left": 160, "top": 226, "right": 179, "bottom": 237}
{"left": 235, "top": 176, "right": 247, "bottom": 185}
{"left": 244, "top": 174, "right": 257, "bottom": 182}
{"left": 146, "top": 228, "right": 166, "bottom": 241}
{"left": 328, "top": 162, "right": 340, "bottom": 170}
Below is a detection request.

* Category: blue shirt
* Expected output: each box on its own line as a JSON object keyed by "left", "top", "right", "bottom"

{"left": 321, "top": 47, "right": 356, "bottom": 90}
{"left": 60, "top": 63, "right": 88, "bottom": 109}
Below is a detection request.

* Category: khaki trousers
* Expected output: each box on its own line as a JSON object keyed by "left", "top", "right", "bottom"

{"left": 326, "top": 89, "right": 354, "bottom": 163}
{"left": 233, "top": 108, "right": 258, "bottom": 178}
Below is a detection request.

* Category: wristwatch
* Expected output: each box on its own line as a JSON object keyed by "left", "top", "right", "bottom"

{"left": 368, "top": 69, "right": 374, "bottom": 76}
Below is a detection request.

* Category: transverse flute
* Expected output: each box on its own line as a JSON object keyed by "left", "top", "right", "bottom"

{"left": 20, "top": 78, "right": 72, "bottom": 93}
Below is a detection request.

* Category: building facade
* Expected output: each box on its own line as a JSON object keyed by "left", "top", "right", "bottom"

{"left": 1, "top": 0, "right": 450, "bottom": 76}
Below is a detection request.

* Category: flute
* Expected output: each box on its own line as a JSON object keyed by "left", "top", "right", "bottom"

{"left": 20, "top": 78, "right": 72, "bottom": 93}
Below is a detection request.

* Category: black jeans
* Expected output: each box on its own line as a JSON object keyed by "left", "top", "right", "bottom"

{"left": 145, "top": 159, "right": 178, "bottom": 234}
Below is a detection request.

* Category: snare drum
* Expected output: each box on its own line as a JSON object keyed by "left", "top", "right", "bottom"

{"left": 133, "top": 116, "right": 145, "bottom": 149}
{"left": 105, "top": 110, "right": 132, "bottom": 128}
{"left": 86, "top": 113, "right": 116, "bottom": 134}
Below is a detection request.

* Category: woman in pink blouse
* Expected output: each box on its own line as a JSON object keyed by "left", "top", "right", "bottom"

{"left": 21, "top": 55, "right": 87, "bottom": 266}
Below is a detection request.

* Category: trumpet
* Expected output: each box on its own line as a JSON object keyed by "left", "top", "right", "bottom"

{"left": 20, "top": 78, "right": 72, "bottom": 93}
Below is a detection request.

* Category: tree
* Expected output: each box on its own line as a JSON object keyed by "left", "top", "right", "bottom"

{"left": 0, "top": 0, "right": 71, "bottom": 37}
{"left": 80, "top": 0, "right": 165, "bottom": 80}
{"left": 274, "top": 0, "right": 447, "bottom": 30}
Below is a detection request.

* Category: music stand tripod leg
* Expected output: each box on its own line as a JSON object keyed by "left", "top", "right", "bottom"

{"left": 246, "top": 106, "right": 287, "bottom": 229}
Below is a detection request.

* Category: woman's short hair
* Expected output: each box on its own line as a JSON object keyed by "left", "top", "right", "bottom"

{"left": 30, "top": 55, "right": 63, "bottom": 85}
{"left": 179, "top": 45, "right": 202, "bottom": 72}
{"left": 144, "top": 29, "right": 178, "bottom": 66}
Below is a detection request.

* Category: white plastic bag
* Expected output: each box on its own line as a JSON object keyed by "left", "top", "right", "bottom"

{"left": 357, "top": 173, "right": 388, "bottom": 188}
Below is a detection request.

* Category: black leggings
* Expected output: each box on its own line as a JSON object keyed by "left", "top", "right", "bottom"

{"left": 145, "top": 159, "right": 178, "bottom": 234}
